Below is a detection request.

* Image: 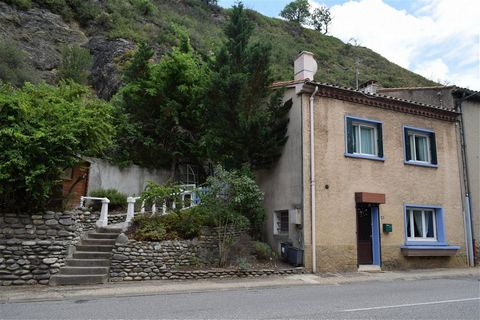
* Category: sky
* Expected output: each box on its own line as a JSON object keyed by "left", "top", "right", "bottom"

{"left": 218, "top": 0, "right": 480, "bottom": 90}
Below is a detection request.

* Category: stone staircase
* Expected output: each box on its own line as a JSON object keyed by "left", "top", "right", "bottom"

{"left": 50, "top": 227, "right": 121, "bottom": 286}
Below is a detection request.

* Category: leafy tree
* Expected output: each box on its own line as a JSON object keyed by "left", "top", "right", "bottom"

{"left": 0, "top": 40, "right": 38, "bottom": 86}
{"left": 200, "top": 165, "right": 263, "bottom": 265}
{"left": 204, "top": 2, "right": 292, "bottom": 170}
{"left": 311, "top": 6, "right": 332, "bottom": 34}
{"left": 280, "top": 0, "right": 311, "bottom": 25}
{"left": 112, "top": 32, "right": 209, "bottom": 177}
{"left": 0, "top": 81, "right": 114, "bottom": 212}
{"left": 58, "top": 45, "right": 93, "bottom": 84}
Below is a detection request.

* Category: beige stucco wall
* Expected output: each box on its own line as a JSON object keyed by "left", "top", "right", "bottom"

{"left": 301, "top": 94, "right": 467, "bottom": 272}
{"left": 256, "top": 88, "right": 304, "bottom": 253}
{"left": 462, "top": 100, "right": 480, "bottom": 258}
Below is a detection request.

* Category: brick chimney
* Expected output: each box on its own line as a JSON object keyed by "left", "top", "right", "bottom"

{"left": 294, "top": 51, "right": 318, "bottom": 81}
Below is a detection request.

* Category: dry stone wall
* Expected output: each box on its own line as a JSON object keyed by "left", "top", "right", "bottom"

{"left": 0, "top": 211, "right": 81, "bottom": 286}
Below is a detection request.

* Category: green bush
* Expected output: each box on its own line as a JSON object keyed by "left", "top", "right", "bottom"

{"left": 133, "top": 215, "right": 167, "bottom": 241}
{"left": 0, "top": 81, "right": 114, "bottom": 212}
{"left": 254, "top": 241, "right": 273, "bottom": 260}
{"left": 131, "top": 207, "right": 208, "bottom": 241}
{"left": 0, "top": 40, "right": 38, "bottom": 87}
{"left": 89, "top": 188, "right": 127, "bottom": 211}
{"left": 58, "top": 45, "right": 92, "bottom": 84}
{"left": 4, "top": 0, "right": 32, "bottom": 9}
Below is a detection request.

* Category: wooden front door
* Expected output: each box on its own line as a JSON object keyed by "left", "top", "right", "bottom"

{"left": 357, "top": 205, "right": 373, "bottom": 265}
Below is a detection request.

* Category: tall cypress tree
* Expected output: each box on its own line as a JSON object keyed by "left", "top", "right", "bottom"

{"left": 204, "top": 3, "right": 291, "bottom": 170}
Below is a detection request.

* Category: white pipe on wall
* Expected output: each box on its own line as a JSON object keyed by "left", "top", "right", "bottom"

{"left": 310, "top": 85, "right": 319, "bottom": 273}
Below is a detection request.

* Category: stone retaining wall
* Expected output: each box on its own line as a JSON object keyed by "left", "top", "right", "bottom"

{"left": 109, "top": 227, "right": 301, "bottom": 282}
{"left": 0, "top": 211, "right": 80, "bottom": 286}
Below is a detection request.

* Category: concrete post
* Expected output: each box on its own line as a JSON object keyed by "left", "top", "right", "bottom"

{"left": 126, "top": 197, "right": 135, "bottom": 223}
{"left": 97, "top": 198, "right": 110, "bottom": 227}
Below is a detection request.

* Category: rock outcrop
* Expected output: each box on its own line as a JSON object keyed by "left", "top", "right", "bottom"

{"left": 0, "top": 2, "right": 88, "bottom": 83}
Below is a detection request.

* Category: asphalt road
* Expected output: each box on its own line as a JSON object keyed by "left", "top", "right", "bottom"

{"left": 0, "top": 276, "right": 478, "bottom": 319}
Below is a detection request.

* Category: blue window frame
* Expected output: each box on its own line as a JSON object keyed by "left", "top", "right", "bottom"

{"left": 403, "top": 204, "right": 446, "bottom": 246}
{"left": 403, "top": 126, "right": 437, "bottom": 167}
{"left": 345, "top": 116, "right": 384, "bottom": 161}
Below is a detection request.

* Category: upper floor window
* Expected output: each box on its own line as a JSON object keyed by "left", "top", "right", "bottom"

{"left": 404, "top": 126, "right": 437, "bottom": 166}
{"left": 345, "top": 116, "right": 383, "bottom": 160}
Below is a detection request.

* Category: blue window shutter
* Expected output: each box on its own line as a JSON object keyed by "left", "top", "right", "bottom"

{"left": 430, "top": 132, "right": 437, "bottom": 164}
{"left": 404, "top": 128, "right": 412, "bottom": 161}
{"left": 346, "top": 118, "right": 354, "bottom": 153}
{"left": 376, "top": 123, "right": 383, "bottom": 157}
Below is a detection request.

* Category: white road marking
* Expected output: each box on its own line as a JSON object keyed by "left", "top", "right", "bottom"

{"left": 343, "top": 297, "right": 480, "bottom": 312}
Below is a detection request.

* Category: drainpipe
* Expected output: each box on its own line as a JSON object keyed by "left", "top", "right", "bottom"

{"left": 310, "top": 85, "right": 319, "bottom": 273}
{"left": 457, "top": 92, "right": 476, "bottom": 267}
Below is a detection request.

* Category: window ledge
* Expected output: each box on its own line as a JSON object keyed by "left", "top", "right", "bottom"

{"left": 345, "top": 153, "right": 385, "bottom": 162}
{"left": 400, "top": 245, "right": 460, "bottom": 256}
{"left": 404, "top": 161, "right": 438, "bottom": 168}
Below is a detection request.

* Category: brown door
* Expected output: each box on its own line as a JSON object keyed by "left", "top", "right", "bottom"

{"left": 357, "top": 205, "right": 373, "bottom": 265}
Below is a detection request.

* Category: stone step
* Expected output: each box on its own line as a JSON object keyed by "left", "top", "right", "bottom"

{"left": 73, "top": 251, "right": 112, "bottom": 259}
{"left": 66, "top": 258, "right": 110, "bottom": 267}
{"left": 59, "top": 266, "right": 109, "bottom": 275}
{"left": 97, "top": 227, "right": 123, "bottom": 234}
{"left": 81, "top": 238, "right": 116, "bottom": 246}
{"left": 87, "top": 232, "right": 119, "bottom": 239}
{"left": 49, "top": 274, "right": 108, "bottom": 286}
{"left": 75, "top": 244, "right": 115, "bottom": 252}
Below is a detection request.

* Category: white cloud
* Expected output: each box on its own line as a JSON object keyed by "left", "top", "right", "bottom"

{"left": 313, "top": 0, "right": 480, "bottom": 90}
{"left": 414, "top": 58, "right": 450, "bottom": 83}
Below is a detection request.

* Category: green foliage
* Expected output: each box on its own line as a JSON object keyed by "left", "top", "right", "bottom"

{"left": 4, "top": 0, "right": 32, "bottom": 9}
{"left": 280, "top": 0, "right": 311, "bottom": 25}
{"left": 58, "top": 45, "right": 93, "bottom": 84}
{"left": 140, "top": 181, "right": 182, "bottom": 209}
{"left": 236, "top": 257, "right": 251, "bottom": 270}
{"left": 111, "top": 36, "right": 209, "bottom": 172}
{"left": 0, "top": 81, "right": 114, "bottom": 212}
{"left": 204, "top": 3, "right": 292, "bottom": 170}
{"left": 310, "top": 7, "right": 332, "bottom": 34}
{"left": 89, "top": 188, "right": 127, "bottom": 211}
{"left": 201, "top": 165, "right": 263, "bottom": 238}
{"left": 0, "top": 40, "right": 38, "bottom": 87}
{"left": 131, "top": 207, "right": 208, "bottom": 241}
{"left": 132, "top": 0, "right": 156, "bottom": 16}
{"left": 254, "top": 241, "right": 273, "bottom": 260}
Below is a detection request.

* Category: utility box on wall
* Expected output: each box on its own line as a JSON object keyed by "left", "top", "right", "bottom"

{"left": 289, "top": 209, "right": 302, "bottom": 225}
{"left": 383, "top": 223, "right": 392, "bottom": 233}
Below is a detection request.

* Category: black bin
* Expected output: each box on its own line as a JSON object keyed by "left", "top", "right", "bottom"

{"left": 287, "top": 247, "right": 304, "bottom": 267}
{"left": 280, "top": 242, "right": 292, "bottom": 260}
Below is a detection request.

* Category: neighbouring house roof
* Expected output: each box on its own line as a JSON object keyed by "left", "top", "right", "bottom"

{"left": 271, "top": 80, "right": 460, "bottom": 122}
{"left": 378, "top": 85, "right": 480, "bottom": 102}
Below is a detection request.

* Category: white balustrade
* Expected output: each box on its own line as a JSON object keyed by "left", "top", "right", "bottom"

{"left": 79, "top": 196, "right": 110, "bottom": 228}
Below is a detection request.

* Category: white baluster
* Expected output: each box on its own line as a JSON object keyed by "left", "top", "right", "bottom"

{"left": 126, "top": 197, "right": 135, "bottom": 223}
{"left": 152, "top": 203, "right": 157, "bottom": 214}
{"left": 97, "top": 197, "right": 110, "bottom": 227}
{"left": 79, "top": 196, "right": 85, "bottom": 208}
{"left": 140, "top": 200, "right": 145, "bottom": 214}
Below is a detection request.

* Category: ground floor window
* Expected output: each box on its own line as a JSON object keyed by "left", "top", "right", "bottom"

{"left": 404, "top": 205, "right": 445, "bottom": 245}
{"left": 273, "top": 210, "right": 289, "bottom": 235}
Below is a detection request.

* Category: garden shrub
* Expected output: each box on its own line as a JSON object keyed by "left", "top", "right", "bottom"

{"left": 89, "top": 188, "right": 127, "bottom": 211}
{"left": 0, "top": 81, "right": 113, "bottom": 212}
{"left": 254, "top": 241, "right": 274, "bottom": 260}
{"left": 131, "top": 207, "right": 208, "bottom": 241}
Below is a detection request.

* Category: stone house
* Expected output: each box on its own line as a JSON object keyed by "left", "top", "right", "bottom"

{"left": 257, "top": 52, "right": 468, "bottom": 272}
{"left": 377, "top": 85, "right": 480, "bottom": 266}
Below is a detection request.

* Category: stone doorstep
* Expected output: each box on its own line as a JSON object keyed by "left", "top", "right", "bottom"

{"left": 357, "top": 265, "right": 382, "bottom": 272}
